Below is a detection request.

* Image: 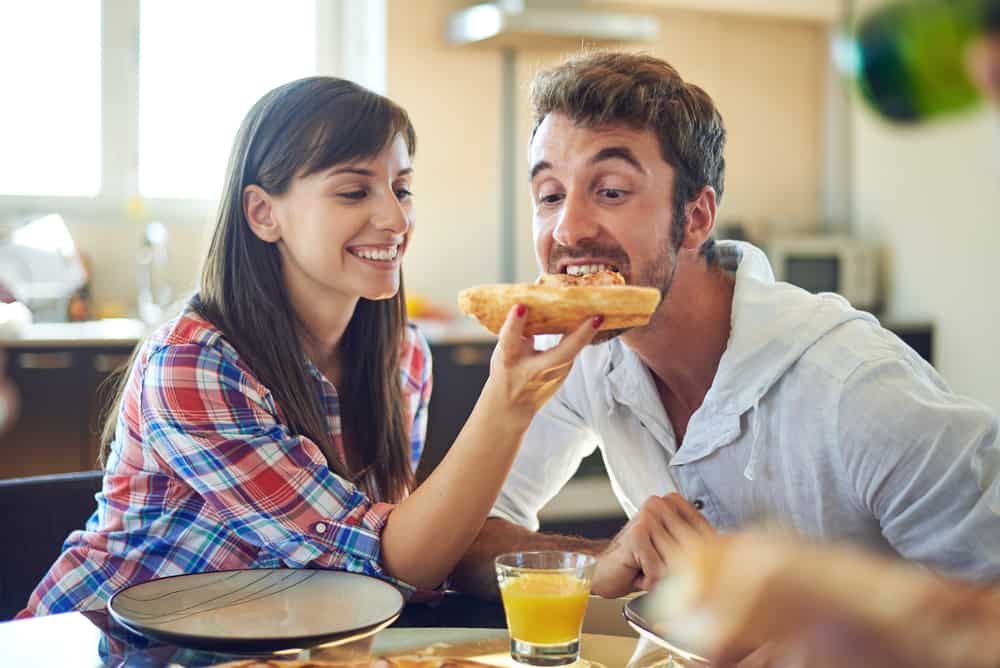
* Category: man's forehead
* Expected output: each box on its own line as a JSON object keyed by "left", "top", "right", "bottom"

{"left": 529, "top": 113, "right": 663, "bottom": 173}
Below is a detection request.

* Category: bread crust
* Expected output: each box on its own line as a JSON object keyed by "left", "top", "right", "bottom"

{"left": 457, "top": 283, "right": 661, "bottom": 336}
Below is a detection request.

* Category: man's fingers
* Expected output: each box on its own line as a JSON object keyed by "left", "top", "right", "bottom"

{"left": 663, "top": 493, "right": 715, "bottom": 536}
{"left": 633, "top": 534, "right": 668, "bottom": 590}
{"left": 647, "top": 527, "right": 682, "bottom": 572}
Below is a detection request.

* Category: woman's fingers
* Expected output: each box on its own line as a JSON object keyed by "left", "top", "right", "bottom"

{"left": 493, "top": 303, "right": 531, "bottom": 366}
{"left": 530, "top": 314, "right": 601, "bottom": 373}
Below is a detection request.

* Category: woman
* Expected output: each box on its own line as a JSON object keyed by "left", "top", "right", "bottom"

{"left": 19, "top": 77, "right": 599, "bottom": 616}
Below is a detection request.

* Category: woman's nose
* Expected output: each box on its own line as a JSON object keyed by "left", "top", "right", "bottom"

{"left": 373, "top": 192, "right": 410, "bottom": 234}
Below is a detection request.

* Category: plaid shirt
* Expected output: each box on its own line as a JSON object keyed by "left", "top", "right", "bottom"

{"left": 19, "top": 301, "right": 432, "bottom": 617}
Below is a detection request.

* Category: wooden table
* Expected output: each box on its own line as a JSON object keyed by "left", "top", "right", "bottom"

{"left": 0, "top": 594, "right": 653, "bottom": 667}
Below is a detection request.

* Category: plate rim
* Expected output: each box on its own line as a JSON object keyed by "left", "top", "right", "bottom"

{"left": 107, "top": 567, "right": 405, "bottom": 652}
{"left": 622, "top": 593, "right": 710, "bottom": 665}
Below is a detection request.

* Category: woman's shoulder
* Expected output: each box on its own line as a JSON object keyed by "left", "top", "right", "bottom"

{"left": 149, "top": 302, "right": 216, "bottom": 343}
{"left": 139, "top": 298, "right": 245, "bottom": 372}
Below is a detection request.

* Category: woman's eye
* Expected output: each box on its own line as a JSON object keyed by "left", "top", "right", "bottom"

{"left": 395, "top": 187, "right": 413, "bottom": 200}
{"left": 600, "top": 188, "right": 626, "bottom": 200}
{"left": 538, "top": 192, "right": 564, "bottom": 205}
{"left": 339, "top": 190, "right": 368, "bottom": 201}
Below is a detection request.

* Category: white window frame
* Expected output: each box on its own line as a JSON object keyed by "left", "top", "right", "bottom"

{"left": 0, "top": 0, "right": 386, "bottom": 226}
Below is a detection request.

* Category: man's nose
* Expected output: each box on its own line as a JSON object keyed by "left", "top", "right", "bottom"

{"left": 552, "top": 192, "right": 599, "bottom": 247}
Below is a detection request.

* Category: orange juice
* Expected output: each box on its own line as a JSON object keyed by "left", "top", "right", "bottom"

{"left": 499, "top": 572, "right": 590, "bottom": 644}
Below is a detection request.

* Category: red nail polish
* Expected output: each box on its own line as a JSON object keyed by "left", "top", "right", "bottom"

{"left": 592, "top": 315, "right": 604, "bottom": 329}
{"left": 516, "top": 303, "right": 527, "bottom": 318}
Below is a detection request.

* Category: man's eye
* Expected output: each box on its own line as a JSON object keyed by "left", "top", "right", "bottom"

{"left": 539, "top": 193, "right": 564, "bottom": 205}
{"left": 600, "top": 188, "right": 626, "bottom": 200}
{"left": 339, "top": 190, "right": 367, "bottom": 200}
{"left": 395, "top": 187, "right": 413, "bottom": 200}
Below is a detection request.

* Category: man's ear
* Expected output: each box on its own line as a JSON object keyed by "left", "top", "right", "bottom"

{"left": 680, "top": 185, "right": 717, "bottom": 253}
{"left": 243, "top": 185, "right": 281, "bottom": 243}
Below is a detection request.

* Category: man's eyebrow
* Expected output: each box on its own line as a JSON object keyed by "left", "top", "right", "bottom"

{"left": 396, "top": 167, "right": 413, "bottom": 178}
{"left": 529, "top": 147, "right": 643, "bottom": 181}
{"left": 529, "top": 160, "right": 552, "bottom": 181}
{"left": 590, "top": 146, "right": 644, "bottom": 172}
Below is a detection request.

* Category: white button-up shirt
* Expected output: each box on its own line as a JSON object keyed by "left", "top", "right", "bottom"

{"left": 492, "top": 242, "right": 1000, "bottom": 582}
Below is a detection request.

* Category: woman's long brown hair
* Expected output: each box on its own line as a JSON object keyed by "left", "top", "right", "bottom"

{"left": 99, "top": 77, "right": 417, "bottom": 502}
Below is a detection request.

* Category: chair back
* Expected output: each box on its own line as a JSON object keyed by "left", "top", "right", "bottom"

{"left": 0, "top": 470, "right": 103, "bottom": 619}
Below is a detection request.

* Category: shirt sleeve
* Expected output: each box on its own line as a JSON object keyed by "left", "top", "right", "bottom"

{"left": 838, "top": 356, "right": 1000, "bottom": 582}
{"left": 406, "top": 326, "right": 433, "bottom": 473}
{"left": 139, "top": 341, "right": 409, "bottom": 589}
{"left": 490, "top": 365, "right": 599, "bottom": 531}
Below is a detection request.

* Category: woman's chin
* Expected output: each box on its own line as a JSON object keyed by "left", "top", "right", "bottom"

{"left": 362, "top": 285, "right": 400, "bottom": 301}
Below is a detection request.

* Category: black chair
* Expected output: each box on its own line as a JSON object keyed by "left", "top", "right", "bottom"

{"left": 0, "top": 470, "right": 103, "bottom": 620}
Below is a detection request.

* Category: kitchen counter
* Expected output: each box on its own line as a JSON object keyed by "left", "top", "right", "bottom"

{"left": 0, "top": 317, "right": 496, "bottom": 349}
{"left": 0, "top": 319, "right": 149, "bottom": 349}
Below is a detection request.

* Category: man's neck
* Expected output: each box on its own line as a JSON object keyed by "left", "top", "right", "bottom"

{"left": 622, "top": 254, "right": 735, "bottom": 435}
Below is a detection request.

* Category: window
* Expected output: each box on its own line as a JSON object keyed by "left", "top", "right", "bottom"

{"left": 0, "top": 1, "right": 386, "bottom": 220}
{"left": 0, "top": 1, "right": 101, "bottom": 197}
{"left": 138, "top": 1, "right": 315, "bottom": 199}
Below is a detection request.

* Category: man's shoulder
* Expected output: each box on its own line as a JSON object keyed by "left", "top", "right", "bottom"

{"left": 794, "top": 316, "right": 931, "bottom": 386}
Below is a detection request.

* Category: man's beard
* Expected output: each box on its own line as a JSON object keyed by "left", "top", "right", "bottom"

{"left": 545, "top": 240, "right": 677, "bottom": 345}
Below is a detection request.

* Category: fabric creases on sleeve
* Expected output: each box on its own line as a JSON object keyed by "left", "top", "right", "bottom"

{"left": 837, "top": 356, "right": 1000, "bottom": 582}
{"left": 137, "top": 341, "right": 403, "bottom": 581}
{"left": 407, "top": 326, "right": 433, "bottom": 473}
{"left": 490, "top": 381, "right": 597, "bottom": 532}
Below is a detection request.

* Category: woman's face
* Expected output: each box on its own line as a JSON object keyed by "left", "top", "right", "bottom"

{"left": 266, "top": 134, "right": 414, "bottom": 308}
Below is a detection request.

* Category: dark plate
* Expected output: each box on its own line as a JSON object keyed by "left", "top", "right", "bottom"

{"left": 108, "top": 568, "right": 403, "bottom": 653}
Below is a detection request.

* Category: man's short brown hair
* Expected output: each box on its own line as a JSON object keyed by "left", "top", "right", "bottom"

{"left": 529, "top": 51, "right": 726, "bottom": 261}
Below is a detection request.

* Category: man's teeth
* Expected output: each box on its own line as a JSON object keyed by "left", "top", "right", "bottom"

{"left": 566, "top": 264, "right": 613, "bottom": 276}
{"left": 354, "top": 247, "right": 399, "bottom": 261}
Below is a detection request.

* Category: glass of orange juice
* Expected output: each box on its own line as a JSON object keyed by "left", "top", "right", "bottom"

{"left": 495, "top": 551, "right": 597, "bottom": 665}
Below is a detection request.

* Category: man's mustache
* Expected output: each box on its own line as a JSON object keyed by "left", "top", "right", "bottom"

{"left": 547, "top": 241, "right": 630, "bottom": 272}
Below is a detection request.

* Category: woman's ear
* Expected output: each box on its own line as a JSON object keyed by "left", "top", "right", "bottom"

{"left": 243, "top": 185, "right": 281, "bottom": 243}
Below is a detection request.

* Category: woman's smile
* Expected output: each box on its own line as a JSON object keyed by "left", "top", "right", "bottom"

{"left": 347, "top": 242, "right": 403, "bottom": 268}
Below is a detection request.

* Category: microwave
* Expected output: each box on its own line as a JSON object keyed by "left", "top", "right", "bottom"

{"left": 766, "top": 236, "right": 881, "bottom": 313}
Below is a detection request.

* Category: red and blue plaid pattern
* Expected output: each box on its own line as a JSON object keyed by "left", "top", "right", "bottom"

{"left": 18, "top": 301, "right": 431, "bottom": 617}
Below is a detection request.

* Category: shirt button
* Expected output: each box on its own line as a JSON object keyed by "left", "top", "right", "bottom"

{"left": 692, "top": 499, "right": 705, "bottom": 511}
{"left": 314, "top": 522, "right": 328, "bottom": 534}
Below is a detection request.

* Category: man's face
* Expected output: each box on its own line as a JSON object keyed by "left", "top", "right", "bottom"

{"left": 529, "top": 113, "right": 680, "bottom": 315}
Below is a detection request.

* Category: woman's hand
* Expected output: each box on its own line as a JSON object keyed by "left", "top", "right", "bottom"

{"left": 381, "top": 303, "right": 600, "bottom": 588}
{"left": 483, "top": 303, "right": 601, "bottom": 425}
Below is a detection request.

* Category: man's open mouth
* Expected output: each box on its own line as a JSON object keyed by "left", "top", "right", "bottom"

{"left": 563, "top": 263, "right": 619, "bottom": 276}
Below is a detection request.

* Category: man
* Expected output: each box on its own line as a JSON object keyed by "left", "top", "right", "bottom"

{"left": 451, "top": 50, "right": 1000, "bottom": 599}
{"left": 637, "top": 7, "right": 1000, "bottom": 666}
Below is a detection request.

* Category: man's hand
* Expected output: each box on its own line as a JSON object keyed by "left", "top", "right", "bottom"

{"left": 591, "top": 493, "right": 714, "bottom": 598}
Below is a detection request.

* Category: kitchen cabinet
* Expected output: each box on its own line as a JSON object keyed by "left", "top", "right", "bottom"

{"left": 417, "top": 341, "right": 495, "bottom": 483}
{"left": 0, "top": 346, "right": 134, "bottom": 479}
